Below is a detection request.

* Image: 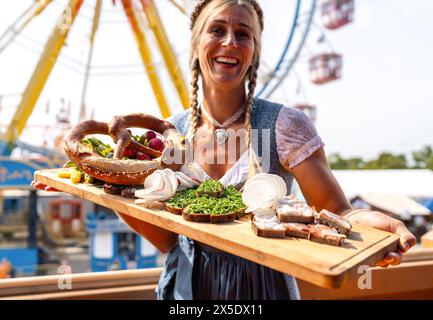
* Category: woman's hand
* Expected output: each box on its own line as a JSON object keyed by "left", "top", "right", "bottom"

{"left": 31, "top": 180, "right": 60, "bottom": 192}
{"left": 344, "top": 209, "right": 417, "bottom": 268}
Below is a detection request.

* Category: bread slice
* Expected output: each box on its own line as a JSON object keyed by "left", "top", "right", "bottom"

{"left": 316, "top": 209, "right": 352, "bottom": 236}
{"left": 164, "top": 203, "right": 184, "bottom": 215}
{"left": 276, "top": 198, "right": 315, "bottom": 224}
{"left": 103, "top": 183, "right": 124, "bottom": 195}
{"left": 251, "top": 220, "right": 286, "bottom": 238}
{"left": 308, "top": 224, "right": 346, "bottom": 247}
{"left": 182, "top": 206, "right": 211, "bottom": 222}
{"left": 120, "top": 186, "right": 141, "bottom": 199}
{"left": 182, "top": 206, "right": 244, "bottom": 224}
{"left": 281, "top": 223, "right": 310, "bottom": 239}
{"left": 209, "top": 211, "right": 239, "bottom": 223}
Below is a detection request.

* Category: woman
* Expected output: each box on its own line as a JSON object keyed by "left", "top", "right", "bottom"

{"left": 33, "top": 0, "right": 416, "bottom": 299}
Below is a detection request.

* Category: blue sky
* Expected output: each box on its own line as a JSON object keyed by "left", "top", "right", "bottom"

{"left": 0, "top": 0, "right": 432, "bottom": 161}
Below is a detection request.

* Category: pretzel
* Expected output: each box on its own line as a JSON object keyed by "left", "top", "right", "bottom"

{"left": 63, "top": 114, "right": 187, "bottom": 185}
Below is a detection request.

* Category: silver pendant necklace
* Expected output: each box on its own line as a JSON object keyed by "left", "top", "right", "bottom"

{"left": 200, "top": 103, "right": 246, "bottom": 145}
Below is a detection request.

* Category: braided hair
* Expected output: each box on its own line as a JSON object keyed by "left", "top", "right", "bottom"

{"left": 188, "top": 0, "right": 264, "bottom": 177}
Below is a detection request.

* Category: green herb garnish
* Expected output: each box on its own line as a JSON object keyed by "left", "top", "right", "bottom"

{"left": 165, "top": 187, "right": 198, "bottom": 209}
{"left": 166, "top": 184, "right": 246, "bottom": 215}
{"left": 82, "top": 137, "right": 113, "bottom": 158}
{"left": 196, "top": 179, "right": 224, "bottom": 197}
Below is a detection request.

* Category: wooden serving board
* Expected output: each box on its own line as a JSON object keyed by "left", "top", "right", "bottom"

{"left": 35, "top": 169, "right": 400, "bottom": 289}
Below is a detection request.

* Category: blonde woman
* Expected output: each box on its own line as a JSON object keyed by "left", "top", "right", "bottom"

{"left": 33, "top": 0, "right": 416, "bottom": 300}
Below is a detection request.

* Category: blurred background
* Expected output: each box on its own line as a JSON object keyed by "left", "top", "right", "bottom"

{"left": 0, "top": 0, "right": 432, "bottom": 295}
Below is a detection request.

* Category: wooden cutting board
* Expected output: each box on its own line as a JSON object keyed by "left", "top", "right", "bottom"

{"left": 35, "top": 169, "right": 400, "bottom": 289}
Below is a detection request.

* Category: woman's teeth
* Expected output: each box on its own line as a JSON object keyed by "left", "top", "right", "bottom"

{"left": 215, "top": 57, "right": 238, "bottom": 65}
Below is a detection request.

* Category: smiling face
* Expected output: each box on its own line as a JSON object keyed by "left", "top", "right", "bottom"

{"left": 197, "top": 6, "right": 255, "bottom": 90}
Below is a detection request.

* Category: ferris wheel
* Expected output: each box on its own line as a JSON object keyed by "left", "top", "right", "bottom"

{"left": 0, "top": 0, "right": 353, "bottom": 158}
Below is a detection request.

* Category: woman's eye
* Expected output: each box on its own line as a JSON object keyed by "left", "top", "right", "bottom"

{"left": 210, "top": 27, "right": 224, "bottom": 35}
{"left": 236, "top": 31, "right": 250, "bottom": 39}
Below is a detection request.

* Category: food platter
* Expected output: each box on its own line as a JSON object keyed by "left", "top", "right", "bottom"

{"left": 35, "top": 169, "right": 400, "bottom": 289}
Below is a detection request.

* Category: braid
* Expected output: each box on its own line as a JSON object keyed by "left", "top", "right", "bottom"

{"left": 245, "top": 61, "right": 262, "bottom": 178}
{"left": 188, "top": 59, "right": 201, "bottom": 140}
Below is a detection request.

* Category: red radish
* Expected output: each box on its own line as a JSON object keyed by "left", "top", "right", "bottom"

{"left": 149, "top": 138, "right": 164, "bottom": 152}
{"left": 122, "top": 147, "right": 136, "bottom": 158}
{"left": 146, "top": 131, "right": 157, "bottom": 140}
{"left": 136, "top": 152, "right": 150, "bottom": 160}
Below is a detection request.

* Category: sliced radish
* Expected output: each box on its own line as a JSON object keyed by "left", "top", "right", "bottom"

{"left": 180, "top": 163, "right": 206, "bottom": 183}
{"left": 162, "top": 169, "right": 178, "bottom": 194}
{"left": 175, "top": 171, "right": 196, "bottom": 189}
{"left": 242, "top": 173, "right": 288, "bottom": 212}
{"left": 245, "top": 194, "right": 279, "bottom": 213}
{"left": 244, "top": 173, "right": 287, "bottom": 197}
{"left": 143, "top": 171, "right": 165, "bottom": 192}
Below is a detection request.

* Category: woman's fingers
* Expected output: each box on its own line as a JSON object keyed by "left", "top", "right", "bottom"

{"left": 31, "top": 181, "right": 60, "bottom": 192}
{"left": 31, "top": 181, "right": 45, "bottom": 190}
{"left": 384, "top": 251, "right": 402, "bottom": 266}
{"left": 393, "top": 221, "right": 417, "bottom": 253}
{"left": 375, "top": 260, "right": 389, "bottom": 268}
{"left": 45, "top": 186, "right": 60, "bottom": 192}
{"left": 376, "top": 251, "right": 403, "bottom": 268}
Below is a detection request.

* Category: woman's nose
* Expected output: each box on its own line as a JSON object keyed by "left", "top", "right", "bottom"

{"left": 222, "top": 31, "right": 238, "bottom": 48}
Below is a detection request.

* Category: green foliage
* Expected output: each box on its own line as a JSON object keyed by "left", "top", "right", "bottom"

{"left": 364, "top": 152, "right": 408, "bottom": 169}
{"left": 412, "top": 146, "right": 433, "bottom": 170}
{"left": 328, "top": 153, "right": 365, "bottom": 169}
{"left": 328, "top": 145, "right": 433, "bottom": 170}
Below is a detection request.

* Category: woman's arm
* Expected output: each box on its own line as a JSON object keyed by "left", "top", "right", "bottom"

{"left": 115, "top": 212, "right": 179, "bottom": 254}
{"left": 287, "top": 147, "right": 416, "bottom": 267}
{"left": 32, "top": 181, "right": 178, "bottom": 254}
{"left": 288, "top": 147, "right": 352, "bottom": 215}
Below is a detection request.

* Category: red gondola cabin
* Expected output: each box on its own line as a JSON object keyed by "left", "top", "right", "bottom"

{"left": 321, "top": 0, "right": 354, "bottom": 30}
{"left": 309, "top": 53, "right": 342, "bottom": 85}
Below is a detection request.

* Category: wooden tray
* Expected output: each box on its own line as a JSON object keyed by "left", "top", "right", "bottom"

{"left": 35, "top": 169, "right": 400, "bottom": 289}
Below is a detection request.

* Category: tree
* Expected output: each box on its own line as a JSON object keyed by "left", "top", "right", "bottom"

{"left": 328, "top": 147, "right": 433, "bottom": 171}
{"left": 364, "top": 152, "right": 408, "bottom": 169}
{"left": 412, "top": 146, "right": 433, "bottom": 170}
{"left": 328, "top": 153, "right": 365, "bottom": 169}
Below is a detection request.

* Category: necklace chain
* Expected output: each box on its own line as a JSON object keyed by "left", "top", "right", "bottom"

{"left": 199, "top": 104, "right": 245, "bottom": 128}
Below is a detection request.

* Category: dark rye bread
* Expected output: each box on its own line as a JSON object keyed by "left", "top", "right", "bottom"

{"left": 182, "top": 206, "right": 242, "bottom": 224}
{"left": 276, "top": 198, "right": 315, "bottom": 224}
{"left": 317, "top": 209, "right": 352, "bottom": 236}
{"left": 281, "top": 223, "right": 310, "bottom": 239}
{"left": 277, "top": 212, "right": 315, "bottom": 224}
{"left": 182, "top": 206, "right": 210, "bottom": 222}
{"left": 251, "top": 221, "right": 286, "bottom": 238}
{"left": 209, "top": 211, "right": 239, "bottom": 223}
{"left": 308, "top": 224, "right": 346, "bottom": 247}
{"left": 164, "top": 203, "right": 184, "bottom": 215}
{"left": 103, "top": 183, "right": 124, "bottom": 195}
{"left": 120, "top": 186, "right": 142, "bottom": 199}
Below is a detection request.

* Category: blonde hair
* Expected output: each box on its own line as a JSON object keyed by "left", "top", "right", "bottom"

{"left": 188, "top": 0, "right": 264, "bottom": 178}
